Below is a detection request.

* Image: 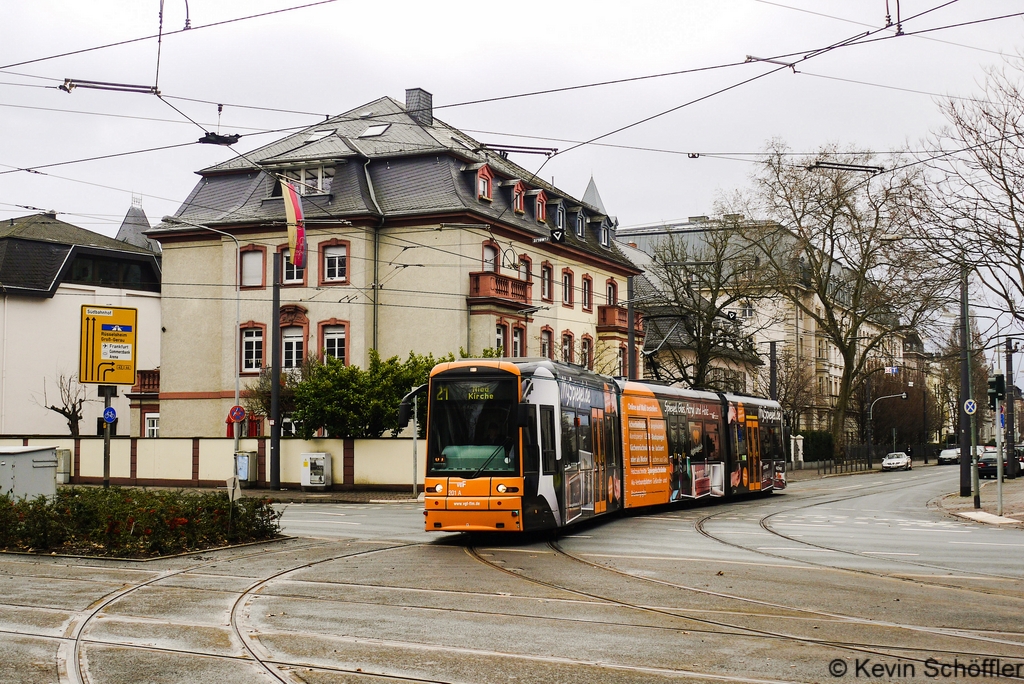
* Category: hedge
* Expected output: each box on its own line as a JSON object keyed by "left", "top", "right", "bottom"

{"left": 0, "top": 487, "right": 281, "bottom": 557}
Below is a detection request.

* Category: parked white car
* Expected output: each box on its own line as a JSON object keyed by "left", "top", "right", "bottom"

{"left": 881, "top": 452, "right": 912, "bottom": 471}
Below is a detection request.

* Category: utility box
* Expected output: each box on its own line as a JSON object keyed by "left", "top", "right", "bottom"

{"left": 55, "top": 448, "right": 72, "bottom": 485}
{"left": 301, "top": 452, "right": 332, "bottom": 491}
{"left": 234, "top": 451, "right": 258, "bottom": 488}
{"left": 0, "top": 446, "right": 58, "bottom": 499}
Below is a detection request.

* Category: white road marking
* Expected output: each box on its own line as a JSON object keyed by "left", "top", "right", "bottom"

{"left": 949, "top": 541, "right": 1024, "bottom": 547}
{"left": 757, "top": 547, "right": 837, "bottom": 553}
{"left": 284, "top": 519, "right": 362, "bottom": 525}
{"left": 862, "top": 552, "right": 919, "bottom": 556}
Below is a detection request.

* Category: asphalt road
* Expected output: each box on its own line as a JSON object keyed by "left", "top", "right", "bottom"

{"left": 3, "top": 467, "right": 1023, "bottom": 684}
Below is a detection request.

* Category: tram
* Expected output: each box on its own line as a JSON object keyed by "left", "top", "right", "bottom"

{"left": 419, "top": 358, "right": 786, "bottom": 533}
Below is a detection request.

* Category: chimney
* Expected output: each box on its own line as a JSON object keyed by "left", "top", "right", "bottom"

{"left": 405, "top": 88, "right": 433, "bottom": 127}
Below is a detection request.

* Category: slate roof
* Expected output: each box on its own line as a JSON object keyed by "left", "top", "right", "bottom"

{"left": 152, "top": 93, "right": 637, "bottom": 272}
{"left": 115, "top": 204, "right": 161, "bottom": 252}
{"left": 0, "top": 213, "right": 159, "bottom": 297}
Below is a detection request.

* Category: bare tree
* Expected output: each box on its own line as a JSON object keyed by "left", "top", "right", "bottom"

{"left": 637, "top": 217, "right": 776, "bottom": 391}
{"left": 39, "top": 373, "right": 89, "bottom": 437}
{"left": 923, "top": 59, "right": 1024, "bottom": 329}
{"left": 754, "top": 347, "right": 814, "bottom": 430}
{"left": 740, "top": 142, "right": 955, "bottom": 454}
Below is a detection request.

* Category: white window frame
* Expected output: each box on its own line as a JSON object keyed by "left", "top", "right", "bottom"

{"left": 495, "top": 323, "right": 507, "bottom": 354}
{"left": 562, "top": 272, "right": 573, "bottom": 306}
{"left": 478, "top": 174, "right": 491, "bottom": 200}
{"left": 512, "top": 328, "right": 524, "bottom": 357}
{"left": 323, "top": 244, "right": 347, "bottom": 283}
{"left": 242, "top": 328, "right": 263, "bottom": 372}
{"left": 282, "top": 326, "right": 304, "bottom": 370}
{"left": 241, "top": 251, "right": 264, "bottom": 288}
{"left": 483, "top": 245, "right": 499, "bottom": 273}
{"left": 145, "top": 413, "right": 160, "bottom": 438}
{"left": 282, "top": 249, "right": 304, "bottom": 284}
{"left": 607, "top": 281, "right": 617, "bottom": 306}
{"left": 582, "top": 277, "right": 592, "bottom": 310}
{"left": 541, "top": 265, "right": 552, "bottom": 300}
{"left": 323, "top": 325, "right": 346, "bottom": 364}
{"left": 541, "top": 330, "right": 553, "bottom": 359}
{"left": 556, "top": 205, "right": 565, "bottom": 231}
{"left": 581, "top": 339, "right": 592, "bottom": 369}
{"left": 562, "top": 333, "right": 574, "bottom": 363}
{"left": 575, "top": 211, "right": 586, "bottom": 238}
{"left": 281, "top": 166, "right": 333, "bottom": 196}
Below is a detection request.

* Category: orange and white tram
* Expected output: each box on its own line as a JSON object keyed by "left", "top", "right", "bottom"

{"left": 421, "top": 358, "right": 786, "bottom": 533}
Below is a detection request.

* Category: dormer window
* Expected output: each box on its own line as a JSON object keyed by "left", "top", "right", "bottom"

{"left": 556, "top": 204, "right": 565, "bottom": 232}
{"left": 273, "top": 166, "right": 334, "bottom": 196}
{"left": 600, "top": 223, "right": 610, "bottom": 247}
{"left": 575, "top": 211, "right": 586, "bottom": 239}
{"left": 534, "top": 191, "right": 547, "bottom": 222}
{"left": 512, "top": 182, "right": 525, "bottom": 214}
{"left": 477, "top": 165, "right": 494, "bottom": 201}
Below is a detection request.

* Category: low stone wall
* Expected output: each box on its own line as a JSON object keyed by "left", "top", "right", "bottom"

{"left": 0, "top": 436, "right": 426, "bottom": 490}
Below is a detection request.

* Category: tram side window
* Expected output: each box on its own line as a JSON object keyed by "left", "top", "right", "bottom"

{"left": 762, "top": 424, "right": 781, "bottom": 460}
{"left": 522, "top": 404, "right": 539, "bottom": 475}
{"left": 705, "top": 422, "right": 720, "bottom": 461}
{"left": 668, "top": 415, "right": 682, "bottom": 462}
{"left": 540, "top": 405, "right": 557, "bottom": 474}
{"left": 577, "top": 412, "right": 592, "bottom": 453}
{"left": 688, "top": 421, "right": 704, "bottom": 460}
{"left": 561, "top": 410, "right": 579, "bottom": 465}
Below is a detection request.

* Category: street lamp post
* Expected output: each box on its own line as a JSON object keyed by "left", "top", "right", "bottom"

{"left": 162, "top": 216, "right": 242, "bottom": 451}
{"left": 867, "top": 392, "right": 908, "bottom": 465}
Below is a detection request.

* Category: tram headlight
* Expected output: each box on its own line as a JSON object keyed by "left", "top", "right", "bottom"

{"left": 496, "top": 483, "right": 507, "bottom": 493}
{"left": 434, "top": 483, "right": 443, "bottom": 493}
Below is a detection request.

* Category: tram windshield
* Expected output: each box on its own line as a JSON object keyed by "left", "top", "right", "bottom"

{"left": 428, "top": 377, "right": 520, "bottom": 477}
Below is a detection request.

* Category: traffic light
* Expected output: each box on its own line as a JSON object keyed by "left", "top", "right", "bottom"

{"left": 988, "top": 374, "right": 1006, "bottom": 410}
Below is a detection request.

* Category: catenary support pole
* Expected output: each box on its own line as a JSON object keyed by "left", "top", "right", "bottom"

{"left": 626, "top": 276, "right": 636, "bottom": 380}
{"left": 270, "top": 253, "right": 281, "bottom": 490}
{"left": 1007, "top": 338, "right": 1017, "bottom": 479}
{"left": 769, "top": 341, "right": 778, "bottom": 401}
{"left": 959, "top": 266, "right": 972, "bottom": 497}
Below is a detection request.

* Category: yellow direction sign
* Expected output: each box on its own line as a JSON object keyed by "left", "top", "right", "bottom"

{"left": 79, "top": 306, "right": 137, "bottom": 385}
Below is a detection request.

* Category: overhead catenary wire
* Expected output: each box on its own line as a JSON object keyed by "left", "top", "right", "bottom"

{"left": 0, "top": 0, "right": 342, "bottom": 71}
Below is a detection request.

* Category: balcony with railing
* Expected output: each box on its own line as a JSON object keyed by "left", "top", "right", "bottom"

{"left": 131, "top": 369, "right": 160, "bottom": 394}
{"left": 468, "top": 271, "right": 532, "bottom": 307}
{"left": 596, "top": 305, "right": 644, "bottom": 336}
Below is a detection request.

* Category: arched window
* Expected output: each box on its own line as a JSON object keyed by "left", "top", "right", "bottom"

{"left": 606, "top": 279, "right": 618, "bottom": 306}
{"left": 575, "top": 211, "right": 586, "bottom": 238}
{"left": 483, "top": 244, "right": 499, "bottom": 272}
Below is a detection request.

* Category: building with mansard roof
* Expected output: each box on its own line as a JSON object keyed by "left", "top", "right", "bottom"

{"left": 147, "top": 88, "right": 643, "bottom": 437}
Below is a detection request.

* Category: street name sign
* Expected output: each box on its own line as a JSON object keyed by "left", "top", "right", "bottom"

{"left": 80, "top": 306, "right": 137, "bottom": 385}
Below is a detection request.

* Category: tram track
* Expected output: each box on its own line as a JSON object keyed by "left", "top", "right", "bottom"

{"left": 691, "top": 472, "right": 1024, "bottom": 594}
{"left": 55, "top": 539, "right": 424, "bottom": 684}
{"left": 465, "top": 541, "right": 1024, "bottom": 677}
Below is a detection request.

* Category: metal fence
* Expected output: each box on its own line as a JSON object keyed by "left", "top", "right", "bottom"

{"left": 816, "top": 442, "right": 936, "bottom": 475}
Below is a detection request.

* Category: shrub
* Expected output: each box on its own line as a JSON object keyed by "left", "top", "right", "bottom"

{"left": 800, "top": 430, "right": 834, "bottom": 461}
{"left": 0, "top": 487, "right": 280, "bottom": 557}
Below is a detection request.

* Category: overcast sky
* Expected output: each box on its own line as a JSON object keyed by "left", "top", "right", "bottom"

{"left": 2, "top": 1, "right": 1023, "bottom": 236}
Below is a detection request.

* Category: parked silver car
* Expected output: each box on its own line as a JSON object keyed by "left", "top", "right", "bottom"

{"left": 937, "top": 448, "right": 960, "bottom": 465}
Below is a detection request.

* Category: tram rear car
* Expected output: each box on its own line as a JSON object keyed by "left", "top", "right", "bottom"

{"left": 422, "top": 359, "right": 785, "bottom": 533}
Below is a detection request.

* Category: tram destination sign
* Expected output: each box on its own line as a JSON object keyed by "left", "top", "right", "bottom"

{"left": 79, "top": 306, "right": 138, "bottom": 385}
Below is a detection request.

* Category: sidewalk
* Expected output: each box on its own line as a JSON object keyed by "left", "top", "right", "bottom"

{"left": 931, "top": 472, "right": 1024, "bottom": 526}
